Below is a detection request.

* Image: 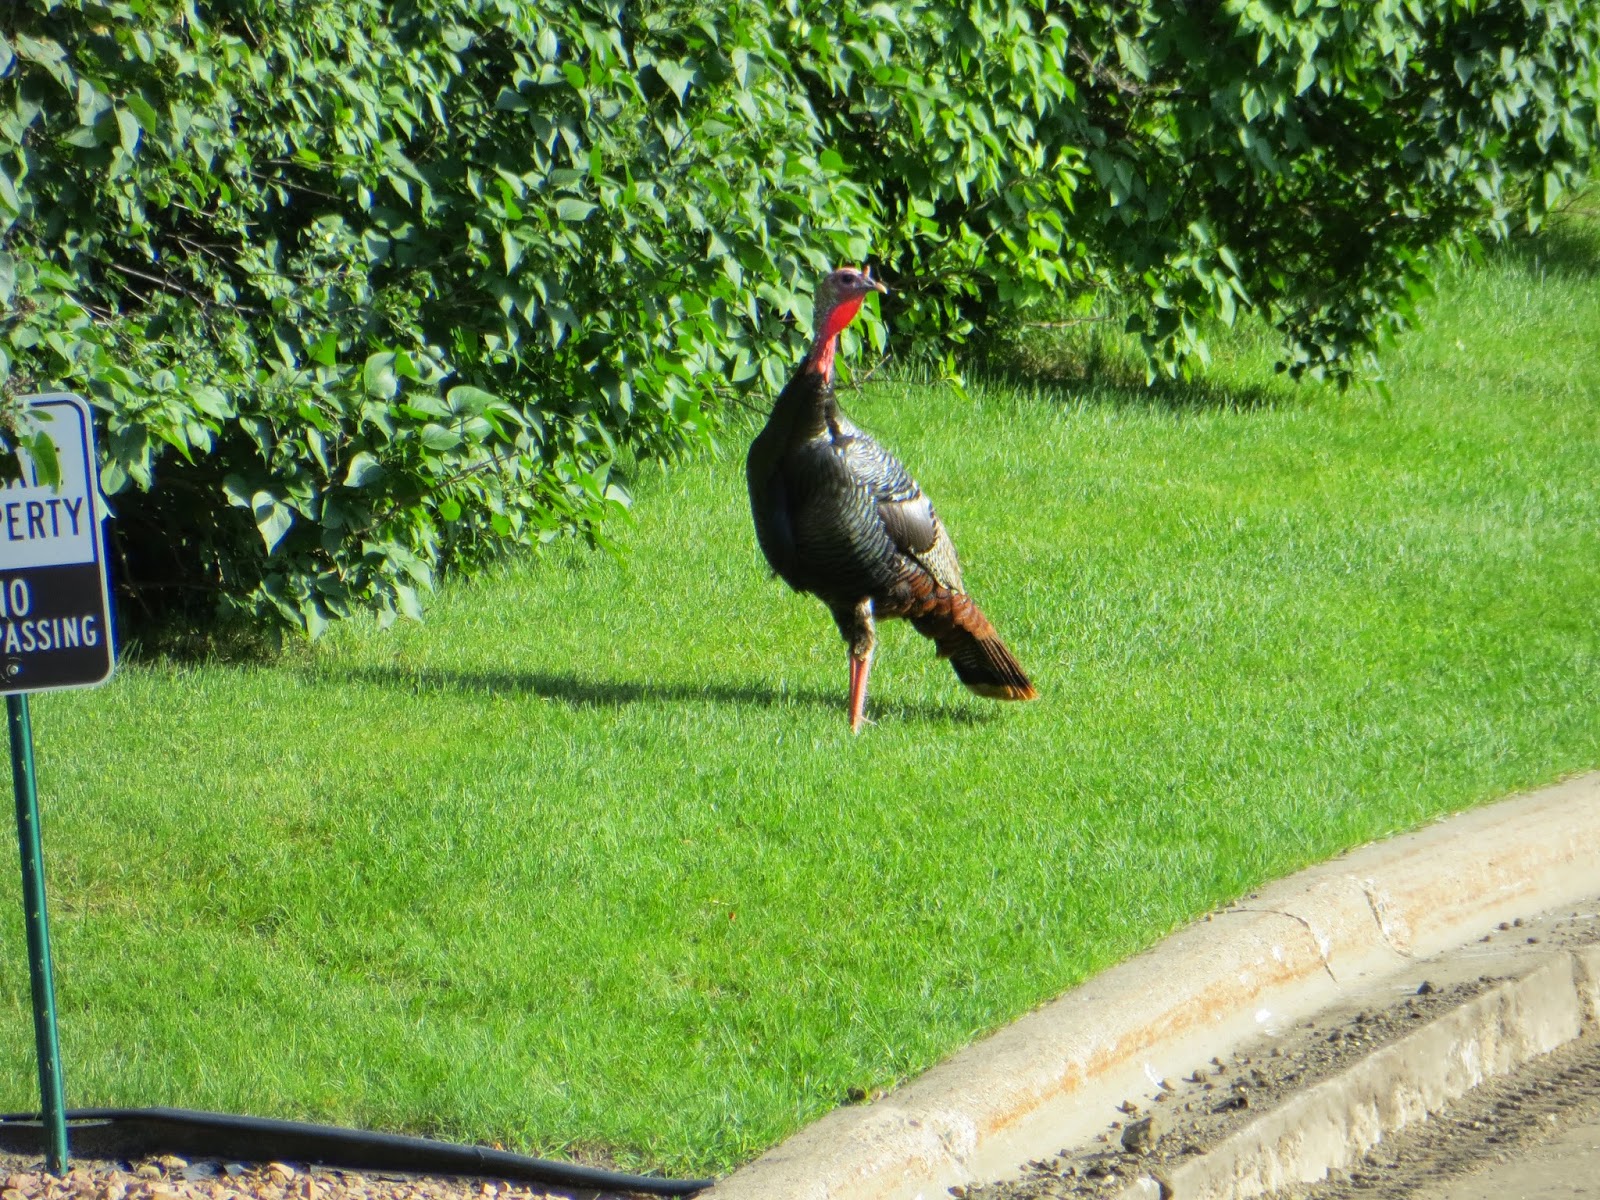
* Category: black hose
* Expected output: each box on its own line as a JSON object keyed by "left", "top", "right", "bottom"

{"left": 0, "top": 1108, "right": 711, "bottom": 1196}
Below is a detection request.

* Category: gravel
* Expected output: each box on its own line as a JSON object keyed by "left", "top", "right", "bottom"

{"left": 0, "top": 1155, "right": 580, "bottom": 1200}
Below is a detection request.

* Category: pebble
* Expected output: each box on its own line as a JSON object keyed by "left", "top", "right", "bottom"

{"left": 1119, "top": 1116, "right": 1159, "bottom": 1155}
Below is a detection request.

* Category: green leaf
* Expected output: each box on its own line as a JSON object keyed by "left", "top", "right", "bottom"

{"left": 447, "top": 385, "right": 499, "bottom": 416}
{"left": 343, "top": 453, "right": 384, "bottom": 488}
{"left": 555, "top": 197, "right": 596, "bottom": 222}
{"left": 22, "top": 431, "right": 59, "bottom": 490}
{"left": 124, "top": 94, "right": 159, "bottom": 134}
{"left": 303, "top": 601, "right": 329, "bottom": 640}
{"left": 495, "top": 87, "right": 530, "bottom": 112}
{"left": 308, "top": 331, "right": 338, "bottom": 368}
{"left": 1294, "top": 59, "right": 1316, "bottom": 96}
{"left": 394, "top": 581, "right": 424, "bottom": 621}
{"left": 252, "top": 491, "right": 293, "bottom": 554}
{"left": 654, "top": 60, "right": 696, "bottom": 103}
{"left": 421, "top": 423, "right": 460, "bottom": 451}
{"left": 15, "top": 34, "right": 71, "bottom": 92}
{"left": 1543, "top": 171, "right": 1563, "bottom": 212}
{"left": 116, "top": 107, "right": 140, "bottom": 151}
{"left": 363, "top": 352, "right": 399, "bottom": 399}
{"left": 99, "top": 459, "right": 128, "bottom": 496}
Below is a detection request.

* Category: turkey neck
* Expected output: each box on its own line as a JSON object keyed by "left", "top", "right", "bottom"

{"left": 766, "top": 294, "right": 864, "bottom": 441}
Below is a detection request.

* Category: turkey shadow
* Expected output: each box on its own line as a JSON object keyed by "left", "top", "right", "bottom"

{"left": 332, "top": 664, "right": 995, "bottom": 725}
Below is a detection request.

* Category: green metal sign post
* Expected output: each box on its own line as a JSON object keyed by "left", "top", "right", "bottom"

{"left": 2, "top": 393, "right": 118, "bottom": 1176}
{"left": 8, "top": 693, "right": 67, "bottom": 1174}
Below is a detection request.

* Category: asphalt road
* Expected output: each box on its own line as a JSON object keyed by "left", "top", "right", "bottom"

{"left": 1430, "top": 1110, "right": 1600, "bottom": 1199}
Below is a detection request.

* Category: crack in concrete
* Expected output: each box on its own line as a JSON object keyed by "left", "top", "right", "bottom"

{"left": 1221, "top": 906, "right": 1341, "bottom": 984}
{"left": 1349, "top": 875, "right": 1415, "bottom": 959}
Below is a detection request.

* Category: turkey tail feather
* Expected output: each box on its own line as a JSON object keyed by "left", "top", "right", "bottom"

{"left": 910, "top": 594, "right": 1037, "bottom": 702}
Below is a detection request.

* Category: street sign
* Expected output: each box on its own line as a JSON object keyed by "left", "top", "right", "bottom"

{"left": 0, "top": 392, "right": 115, "bottom": 1174}
{"left": 0, "top": 393, "right": 115, "bottom": 695}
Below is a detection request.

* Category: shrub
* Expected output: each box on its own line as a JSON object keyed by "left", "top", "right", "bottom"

{"left": 1, "top": 0, "right": 881, "bottom": 635}
{"left": 1, "top": 0, "right": 1594, "bottom": 636}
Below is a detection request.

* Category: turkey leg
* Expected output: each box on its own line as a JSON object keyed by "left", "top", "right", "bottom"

{"left": 844, "top": 599, "right": 876, "bottom": 733}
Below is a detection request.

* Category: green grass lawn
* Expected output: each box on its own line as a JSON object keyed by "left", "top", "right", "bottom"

{"left": 2, "top": 216, "right": 1597, "bottom": 1177}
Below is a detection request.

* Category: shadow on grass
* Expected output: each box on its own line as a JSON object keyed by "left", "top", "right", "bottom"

{"left": 978, "top": 345, "right": 1303, "bottom": 416}
{"left": 967, "top": 308, "right": 1307, "bottom": 415}
{"left": 1500, "top": 211, "right": 1600, "bottom": 282}
{"left": 327, "top": 663, "right": 996, "bottom": 725}
{"left": 978, "top": 202, "right": 1600, "bottom": 410}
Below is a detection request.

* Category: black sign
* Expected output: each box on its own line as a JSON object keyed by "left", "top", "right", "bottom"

{"left": 0, "top": 394, "right": 115, "bottom": 695}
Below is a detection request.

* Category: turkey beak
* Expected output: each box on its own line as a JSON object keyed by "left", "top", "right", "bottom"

{"left": 865, "top": 268, "right": 888, "bottom": 295}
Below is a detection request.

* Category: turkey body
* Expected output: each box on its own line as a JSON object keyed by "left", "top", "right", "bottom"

{"left": 747, "top": 339, "right": 1035, "bottom": 729}
{"left": 748, "top": 366, "right": 960, "bottom": 632}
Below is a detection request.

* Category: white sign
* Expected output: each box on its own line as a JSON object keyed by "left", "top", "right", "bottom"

{"left": 0, "top": 394, "right": 115, "bottom": 694}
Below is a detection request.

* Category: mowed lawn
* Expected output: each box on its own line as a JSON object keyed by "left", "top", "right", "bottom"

{"left": 1, "top": 219, "right": 1597, "bottom": 1176}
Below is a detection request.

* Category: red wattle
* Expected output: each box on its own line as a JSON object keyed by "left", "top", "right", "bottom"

{"left": 820, "top": 295, "right": 866, "bottom": 345}
{"left": 805, "top": 294, "right": 867, "bottom": 380}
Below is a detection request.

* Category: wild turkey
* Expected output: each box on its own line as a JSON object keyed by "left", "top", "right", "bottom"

{"left": 746, "top": 266, "right": 1037, "bottom": 731}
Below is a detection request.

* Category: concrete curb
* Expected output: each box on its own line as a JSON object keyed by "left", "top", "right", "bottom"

{"left": 703, "top": 772, "right": 1600, "bottom": 1200}
{"left": 1111, "top": 944, "right": 1600, "bottom": 1200}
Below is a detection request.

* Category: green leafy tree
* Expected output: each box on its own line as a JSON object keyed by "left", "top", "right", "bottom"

{"left": 0, "top": 0, "right": 875, "bottom": 634}
{"left": 798, "top": 0, "right": 1599, "bottom": 377}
